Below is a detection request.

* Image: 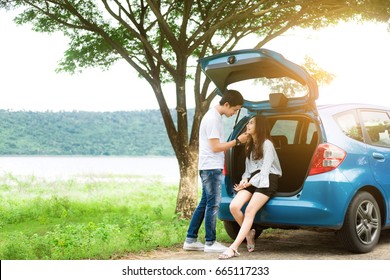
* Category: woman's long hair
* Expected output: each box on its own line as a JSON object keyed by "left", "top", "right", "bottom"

{"left": 245, "top": 115, "right": 271, "bottom": 160}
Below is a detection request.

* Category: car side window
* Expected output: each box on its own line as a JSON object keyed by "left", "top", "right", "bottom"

{"left": 306, "top": 122, "right": 317, "bottom": 144}
{"left": 361, "top": 110, "right": 390, "bottom": 148}
{"left": 334, "top": 111, "right": 364, "bottom": 142}
{"left": 270, "top": 119, "right": 298, "bottom": 144}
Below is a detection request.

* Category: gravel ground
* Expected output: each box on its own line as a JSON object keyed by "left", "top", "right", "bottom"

{"left": 123, "top": 228, "right": 390, "bottom": 260}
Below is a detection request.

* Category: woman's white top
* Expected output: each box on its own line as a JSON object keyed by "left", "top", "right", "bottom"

{"left": 242, "top": 139, "right": 282, "bottom": 188}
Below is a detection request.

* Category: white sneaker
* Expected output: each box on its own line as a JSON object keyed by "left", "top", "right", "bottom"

{"left": 183, "top": 241, "right": 205, "bottom": 251}
{"left": 204, "top": 241, "right": 227, "bottom": 253}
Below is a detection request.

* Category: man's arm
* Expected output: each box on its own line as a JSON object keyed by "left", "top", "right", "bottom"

{"left": 209, "top": 133, "right": 248, "bottom": 153}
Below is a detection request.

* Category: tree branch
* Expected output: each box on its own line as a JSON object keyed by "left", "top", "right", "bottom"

{"left": 145, "top": 0, "right": 180, "bottom": 53}
{"left": 101, "top": 0, "right": 176, "bottom": 76}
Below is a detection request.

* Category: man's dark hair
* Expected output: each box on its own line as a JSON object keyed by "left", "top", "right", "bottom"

{"left": 219, "top": 89, "right": 244, "bottom": 106}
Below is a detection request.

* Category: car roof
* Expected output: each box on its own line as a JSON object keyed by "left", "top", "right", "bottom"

{"left": 318, "top": 103, "right": 390, "bottom": 113}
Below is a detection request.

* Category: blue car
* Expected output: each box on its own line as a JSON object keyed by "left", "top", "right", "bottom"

{"left": 199, "top": 49, "right": 390, "bottom": 253}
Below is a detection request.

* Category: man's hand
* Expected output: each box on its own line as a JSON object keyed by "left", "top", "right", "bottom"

{"left": 237, "top": 132, "right": 249, "bottom": 144}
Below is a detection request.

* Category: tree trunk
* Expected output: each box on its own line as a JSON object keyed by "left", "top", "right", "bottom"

{"left": 175, "top": 149, "right": 199, "bottom": 219}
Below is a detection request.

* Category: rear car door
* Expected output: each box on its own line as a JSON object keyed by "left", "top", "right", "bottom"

{"left": 199, "top": 49, "right": 322, "bottom": 192}
{"left": 360, "top": 109, "right": 390, "bottom": 219}
{"left": 199, "top": 48, "right": 319, "bottom": 112}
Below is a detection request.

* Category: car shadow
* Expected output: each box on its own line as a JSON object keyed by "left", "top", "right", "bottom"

{"left": 244, "top": 228, "right": 390, "bottom": 260}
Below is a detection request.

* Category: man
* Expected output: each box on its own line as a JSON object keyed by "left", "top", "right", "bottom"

{"left": 183, "top": 89, "right": 248, "bottom": 253}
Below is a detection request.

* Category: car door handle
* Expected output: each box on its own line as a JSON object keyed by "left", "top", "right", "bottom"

{"left": 372, "top": 152, "right": 385, "bottom": 162}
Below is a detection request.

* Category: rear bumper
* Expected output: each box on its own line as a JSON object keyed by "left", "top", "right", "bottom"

{"left": 219, "top": 174, "right": 355, "bottom": 229}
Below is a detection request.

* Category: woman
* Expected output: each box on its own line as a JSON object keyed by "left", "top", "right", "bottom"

{"left": 219, "top": 114, "right": 282, "bottom": 259}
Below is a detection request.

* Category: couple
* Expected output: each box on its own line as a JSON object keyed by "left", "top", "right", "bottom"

{"left": 183, "top": 89, "right": 282, "bottom": 259}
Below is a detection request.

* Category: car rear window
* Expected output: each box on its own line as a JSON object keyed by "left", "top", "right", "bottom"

{"left": 227, "top": 77, "right": 308, "bottom": 103}
{"left": 270, "top": 119, "right": 298, "bottom": 144}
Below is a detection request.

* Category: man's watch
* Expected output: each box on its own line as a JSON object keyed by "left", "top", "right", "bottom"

{"left": 235, "top": 138, "right": 241, "bottom": 146}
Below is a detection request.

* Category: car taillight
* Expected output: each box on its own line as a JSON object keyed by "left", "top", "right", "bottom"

{"left": 223, "top": 161, "right": 228, "bottom": 176}
{"left": 308, "top": 143, "right": 346, "bottom": 176}
{"left": 223, "top": 150, "right": 228, "bottom": 176}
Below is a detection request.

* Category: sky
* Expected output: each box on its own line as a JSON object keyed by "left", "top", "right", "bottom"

{"left": 1, "top": 9, "right": 390, "bottom": 112}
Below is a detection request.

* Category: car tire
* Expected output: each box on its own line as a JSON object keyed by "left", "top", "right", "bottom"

{"left": 223, "top": 220, "right": 263, "bottom": 240}
{"left": 337, "top": 191, "right": 381, "bottom": 253}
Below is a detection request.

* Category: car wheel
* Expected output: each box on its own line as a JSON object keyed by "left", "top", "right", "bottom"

{"left": 223, "top": 220, "right": 263, "bottom": 240}
{"left": 337, "top": 191, "right": 381, "bottom": 253}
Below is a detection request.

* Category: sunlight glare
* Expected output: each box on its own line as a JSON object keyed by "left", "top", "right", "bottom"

{"left": 261, "top": 21, "right": 390, "bottom": 107}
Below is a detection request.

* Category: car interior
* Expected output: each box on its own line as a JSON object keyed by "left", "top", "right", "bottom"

{"left": 229, "top": 115, "right": 319, "bottom": 194}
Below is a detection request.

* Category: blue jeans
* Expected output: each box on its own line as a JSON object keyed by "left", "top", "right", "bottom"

{"left": 186, "top": 169, "right": 223, "bottom": 243}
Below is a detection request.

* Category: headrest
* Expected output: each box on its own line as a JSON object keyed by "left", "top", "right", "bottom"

{"left": 272, "top": 135, "right": 288, "bottom": 149}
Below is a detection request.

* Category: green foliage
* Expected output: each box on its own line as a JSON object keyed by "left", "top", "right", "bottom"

{"left": 4, "top": 1, "right": 389, "bottom": 80}
{"left": 302, "top": 56, "right": 336, "bottom": 86}
{"left": 0, "top": 174, "right": 223, "bottom": 260}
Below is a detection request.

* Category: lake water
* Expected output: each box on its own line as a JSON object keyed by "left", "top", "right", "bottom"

{"left": 0, "top": 156, "right": 180, "bottom": 182}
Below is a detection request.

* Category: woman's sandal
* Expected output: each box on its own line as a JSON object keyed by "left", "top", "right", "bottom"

{"left": 246, "top": 229, "right": 256, "bottom": 252}
{"left": 218, "top": 247, "right": 240, "bottom": 260}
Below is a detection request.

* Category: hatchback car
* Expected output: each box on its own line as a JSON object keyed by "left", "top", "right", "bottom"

{"left": 199, "top": 48, "right": 390, "bottom": 253}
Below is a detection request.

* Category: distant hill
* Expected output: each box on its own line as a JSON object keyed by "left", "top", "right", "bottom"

{"left": 0, "top": 110, "right": 174, "bottom": 156}
{"left": 0, "top": 109, "right": 237, "bottom": 156}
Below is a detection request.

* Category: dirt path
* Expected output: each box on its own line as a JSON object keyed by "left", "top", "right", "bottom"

{"left": 122, "top": 228, "right": 390, "bottom": 260}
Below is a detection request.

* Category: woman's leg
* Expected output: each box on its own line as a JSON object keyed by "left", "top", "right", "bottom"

{"left": 229, "top": 190, "right": 252, "bottom": 226}
{"left": 229, "top": 192, "right": 270, "bottom": 251}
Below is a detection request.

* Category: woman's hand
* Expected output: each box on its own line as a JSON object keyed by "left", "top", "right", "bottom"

{"left": 234, "top": 179, "right": 251, "bottom": 191}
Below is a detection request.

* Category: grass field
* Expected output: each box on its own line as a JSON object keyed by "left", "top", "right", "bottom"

{"left": 0, "top": 173, "right": 229, "bottom": 260}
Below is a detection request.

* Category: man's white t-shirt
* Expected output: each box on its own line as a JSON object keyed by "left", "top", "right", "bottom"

{"left": 198, "top": 107, "right": 224, "bottom": 170}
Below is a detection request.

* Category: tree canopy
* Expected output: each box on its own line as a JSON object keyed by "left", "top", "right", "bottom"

{"left": 1, "top": 0, "right": 390, "bottom": 217}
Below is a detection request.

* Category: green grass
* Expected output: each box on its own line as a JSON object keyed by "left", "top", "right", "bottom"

{"left": 0, "top": 173, "right": 229, "bottom": 260}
